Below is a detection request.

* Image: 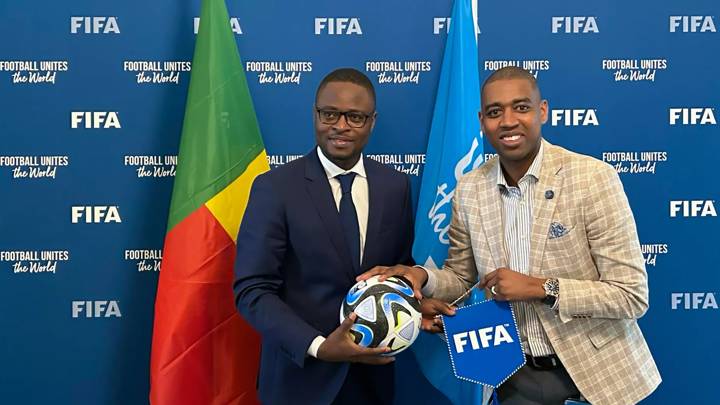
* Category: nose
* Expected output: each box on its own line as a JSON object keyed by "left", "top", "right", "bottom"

{"left": 332, "top": 113, "right": 350, "bottom": 130}
{"left": 500, "top": 108, "right": 519, "bottom": 128}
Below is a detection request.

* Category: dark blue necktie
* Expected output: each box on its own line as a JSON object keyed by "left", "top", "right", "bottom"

{"left": 336, "top": 173, "right": 360, "bottom": 271}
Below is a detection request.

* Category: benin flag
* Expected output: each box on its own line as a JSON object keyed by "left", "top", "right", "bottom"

{"left": 149, "top": 0, "right": 268, "bottom": 404}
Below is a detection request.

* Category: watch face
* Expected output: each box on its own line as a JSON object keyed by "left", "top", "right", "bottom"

{"left": 544, "top": 278, "right": 559, "bottom": 296}
{"left": 543, "top": 279, "right": 559, "bottom": 307}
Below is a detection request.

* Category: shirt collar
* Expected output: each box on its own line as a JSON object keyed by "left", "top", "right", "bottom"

{"left": 316, "top": 146, "right": 367, "bottom": 180}
{"left": 496, "top": 141, "right": 544, "bottom": 188}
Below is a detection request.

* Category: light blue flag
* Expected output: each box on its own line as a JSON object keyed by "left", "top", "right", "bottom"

{"left": 410, "top": 0, "right": 486, "bottom": 403}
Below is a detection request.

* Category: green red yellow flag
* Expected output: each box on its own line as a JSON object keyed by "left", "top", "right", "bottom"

{"left": 150, "top": 0, "right": 268, "bottom": 403}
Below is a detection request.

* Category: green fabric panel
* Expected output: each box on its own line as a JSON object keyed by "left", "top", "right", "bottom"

{"left": 167, "top": 0, "right": 265, "bottom": 232}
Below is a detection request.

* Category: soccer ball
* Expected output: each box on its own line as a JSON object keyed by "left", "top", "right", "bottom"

{"left": 340, "top": 275, "right": 422, "bottom": 356}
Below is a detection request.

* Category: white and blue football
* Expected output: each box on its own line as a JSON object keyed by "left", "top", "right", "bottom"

{"left": 340, "top": 275, "right": 422, "bottom": 356}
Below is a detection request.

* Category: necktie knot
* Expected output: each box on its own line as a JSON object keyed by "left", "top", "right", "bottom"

{"left": 337, "top": 173, "right": 356, "bottom": 194}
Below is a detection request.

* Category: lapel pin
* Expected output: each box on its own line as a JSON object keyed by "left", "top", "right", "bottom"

{"left": 545, "top": 190, "right": 554, "bottom": 199}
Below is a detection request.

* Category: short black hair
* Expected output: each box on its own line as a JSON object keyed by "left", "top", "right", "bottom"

{"left": 481, "top": 66, "right": 541, "bottom": 99}
{"left": 315, "top": 68, "right": 376, "bottom": 109}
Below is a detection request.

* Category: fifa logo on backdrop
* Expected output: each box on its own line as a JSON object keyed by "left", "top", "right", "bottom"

{"left": 71, "top": 206, "right": 122, "bottom": 223}
{"left": 315, "top": 18, "right": 362, "bottom": 35}
{"left": 671, "top": 293, "right": 718, "bottom": 310}
{"left": 194, "top": 17, "right": 242, "bottom": 35}
{"left": 72, "top": 300, "right": 122, "bottom": 318}
{"left": 434, "top": 17, "right": 451, "bottom": 34}
{"left": 453, "top": 324, "right": 514, "bottom": 353}
{"left": 70, "top": 112, "right": 121, "bottom": 129}
{"left": 70, "top": 17, "right": 120, "bottom": 34}
{"left": 432, "top": 17, "right": 481, "bottom": 35}
{"left": 551, "top": 109, "right": 598, "bottom": 126}
{"left": 669, "top": 108, "right": 716, "bottom": 125}
{"left": 669, "top": 200, "right": 716, "bottom": 217}
{"left": 669, "top": 16, "right": 716, "bottom": 33}
{"left": 551, "top": 17, "right": 598, "bottom": 33}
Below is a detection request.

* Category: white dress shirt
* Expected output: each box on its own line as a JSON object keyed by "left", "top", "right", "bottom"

{"left": 307, "top": 146, "right": 369, "bottom": 358}
{"left": 493, "top": 143, "right": 555, "bottom": 356}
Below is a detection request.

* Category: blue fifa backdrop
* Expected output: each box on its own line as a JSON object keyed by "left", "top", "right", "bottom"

{"left": 1, "top": 0, "right": 718, "bottom": 404}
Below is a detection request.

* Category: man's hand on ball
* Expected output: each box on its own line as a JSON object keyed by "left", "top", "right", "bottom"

{"left": 356, "top": 265, "right": 428, "bottom": 299}
{"left": 419, "top": 298, "right": 455, "bottom": 334}
{"left": 316, "top": 313, "right": 394, "bottom": 365}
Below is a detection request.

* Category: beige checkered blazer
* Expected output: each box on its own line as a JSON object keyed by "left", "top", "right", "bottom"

{"left": 428, "top": 140, "right": 660, "bottom": 404}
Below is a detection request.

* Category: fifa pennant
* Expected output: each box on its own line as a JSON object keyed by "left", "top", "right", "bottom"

{"left": 441, "top": 300, "right": 525, "bottom": 387}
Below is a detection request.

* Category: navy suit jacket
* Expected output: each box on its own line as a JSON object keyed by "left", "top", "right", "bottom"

{"left": 234, "top": 149, "right": 414, "bottom": 405}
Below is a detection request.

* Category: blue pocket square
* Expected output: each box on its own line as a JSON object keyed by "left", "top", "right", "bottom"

{"left": 549, "top": 222, "right": 569, "bottom": 239}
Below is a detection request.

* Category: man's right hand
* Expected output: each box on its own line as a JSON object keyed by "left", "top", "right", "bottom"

{"left": 316, "top": 313, "right": 395, "bottom": 365}
{"left": 356, "top": 265, "right": 428, "bottom": 299}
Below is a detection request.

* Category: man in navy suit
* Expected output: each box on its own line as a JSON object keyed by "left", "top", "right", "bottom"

{"left": 234, "top": 68, "right": 414, "bottom": 405}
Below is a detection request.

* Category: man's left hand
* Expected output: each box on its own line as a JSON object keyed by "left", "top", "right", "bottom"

{"left": 357, "top": 265, "right": 427, "bottom": 299}
{"left": 419, "top": 298, "right": 456, "bottom": 334}
{"left": 480, "top": 267, "right": 546, "bottom": 301}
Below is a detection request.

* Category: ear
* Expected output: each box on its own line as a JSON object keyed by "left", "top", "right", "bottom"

{"left": 370, "top": 111, "right": 377, "bottom": 131}
{"left": 539, "top": 100, "right": 548, "bottom": 125}
{"left": 478, "top": 110, "right": 486, "bottom": 133}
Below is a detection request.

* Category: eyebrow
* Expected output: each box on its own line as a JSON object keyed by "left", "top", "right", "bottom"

{"left": 316, "top": 106, "right": 371, "bottom": 114}
{"left": 484, "top": 97, "right": 532, "bottom": 109}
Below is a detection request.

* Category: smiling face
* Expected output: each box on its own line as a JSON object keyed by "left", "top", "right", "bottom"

{"left": 314, "top": 81, "right": 376, "bottom": 170}
{"left": 480, "top": 78, "right": 547, "bottom": 169}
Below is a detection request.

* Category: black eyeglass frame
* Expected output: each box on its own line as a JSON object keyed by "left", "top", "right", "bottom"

{"left": 315, "top": 108, "right": 375, "bottom": 128}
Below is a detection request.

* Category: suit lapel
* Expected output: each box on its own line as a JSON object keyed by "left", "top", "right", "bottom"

{"left": 361, "top": 157, "right": 384, "bottom": 272}
{"left": 304, "top": 150, "right": 356, "bottom": 279}
{"left": 477, "top": 159, "right": 508, "bottom": 269}
{"left": 529, "top": 141, "right": 565, "bottom": 277}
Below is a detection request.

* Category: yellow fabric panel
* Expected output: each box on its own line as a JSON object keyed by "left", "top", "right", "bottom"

{"left": 205, "top": 151, "right": 269, "bottom": 242}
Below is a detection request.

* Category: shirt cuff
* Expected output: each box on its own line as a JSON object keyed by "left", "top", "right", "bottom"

{"left": 556, "top": 278, "right": 573, "bottom": 323}
{"left": 307, "top": 335, "right": 326, "bottom": 358}
{"left": 551, "top": 290, "right": 560, "bottom": 311}
{"left": 416, "top": 265, "right": 437, "bottom": 296}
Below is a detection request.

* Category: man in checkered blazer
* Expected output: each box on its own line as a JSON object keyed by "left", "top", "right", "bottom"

{"left": 361, "top": 67, "right": 660, "bottom": 404}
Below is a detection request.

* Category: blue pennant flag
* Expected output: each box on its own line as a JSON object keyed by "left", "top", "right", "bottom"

{"left": 408, "top": 0, "right": 486, "bottom": 403}
{"left": 442, "top": 300, "right": 525, "bottom": 388}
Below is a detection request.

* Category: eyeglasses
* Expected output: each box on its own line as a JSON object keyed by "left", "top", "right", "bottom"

{"left": 316, "top": 108, "right": 374, "bottom": 128}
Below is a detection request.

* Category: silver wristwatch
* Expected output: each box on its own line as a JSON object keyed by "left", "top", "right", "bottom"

{"left": 542, "top": 278, "right": 559, "bottom": 307}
